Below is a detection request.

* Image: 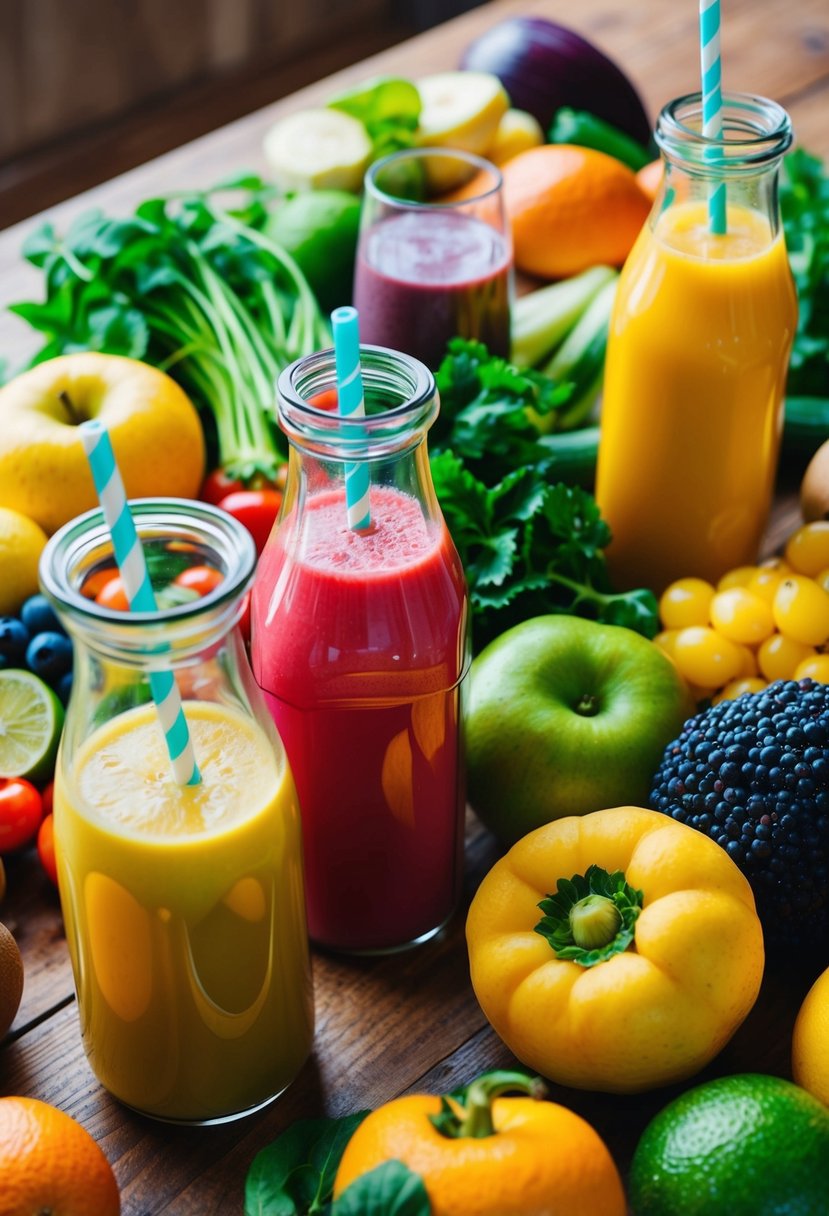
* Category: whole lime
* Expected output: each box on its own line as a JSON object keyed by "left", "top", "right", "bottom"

{"left": 266, "top": 189, "right": 361, "bottom": 311}
{"left": 629, "top": 1073, "right": 829, "bottom": 1216}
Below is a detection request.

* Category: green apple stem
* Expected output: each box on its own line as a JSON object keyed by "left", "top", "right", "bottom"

{"left": 535, "top": 865, "right": 644, "bottom": 967}
{"left": 58, "top": 390, "right": 85, "bottom": 426}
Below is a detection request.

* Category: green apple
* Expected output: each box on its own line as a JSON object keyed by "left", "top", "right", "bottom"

{"left": 0, "top": 352, "right": 205, "bottom": 535}
{"left": 465, "top": 614, "right": 694, "bottom": 844}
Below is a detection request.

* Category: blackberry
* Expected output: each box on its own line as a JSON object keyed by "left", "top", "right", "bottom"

{"left": 649, "top": 679, "right": 829, "bottom": 956}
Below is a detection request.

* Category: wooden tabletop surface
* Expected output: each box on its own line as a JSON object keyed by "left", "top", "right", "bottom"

{"left": 2, "top": 2, "right": 829, "bottom": 1213}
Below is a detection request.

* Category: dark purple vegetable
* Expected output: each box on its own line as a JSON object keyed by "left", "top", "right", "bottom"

{"left": 460, "top": 16, "right": 651, "bottom": 147}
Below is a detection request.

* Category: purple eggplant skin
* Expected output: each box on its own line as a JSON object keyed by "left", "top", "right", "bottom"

{"left": 460, "top": 15, "right": 652, "bottom": 148}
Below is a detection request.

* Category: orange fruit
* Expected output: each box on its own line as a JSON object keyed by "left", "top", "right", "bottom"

{"left": 333, "top": 1093, "right": 626, "bottom": 1215}
{"left": 0, "top": 1096, "right": 120, "bottom": 1216}
{"left": 636, "top": 158, "right": 664, "bottom": 201}
{"left": 793, "top": 964, "right": 829, "bottom": 1107}
{"left": 0, "top": 921, "right": 23, "bottom": 1038}
{"left": 499, "top": 144, "right": 651, "bottom": 279}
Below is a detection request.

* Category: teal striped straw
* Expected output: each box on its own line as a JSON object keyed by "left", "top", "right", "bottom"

{"left": 80, "top": 419, "right": 200, "bottom": 786}
{"left": 700, "top": 0, "right": 727, "bottom": 234}
{"left": 331, "top": 306, "right": 371, "bottom": 531}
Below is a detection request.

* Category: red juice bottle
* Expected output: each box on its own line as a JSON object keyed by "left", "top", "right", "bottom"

{"left": 251, "top": 346, "right": 469, "bottom": 953}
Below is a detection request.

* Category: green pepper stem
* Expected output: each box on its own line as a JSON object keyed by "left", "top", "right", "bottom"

{"left": 455, "top": 1071, "right": 547, "bottom": 1139}
{"left": 569, "top": 893, "right": 622, "bottom": 949}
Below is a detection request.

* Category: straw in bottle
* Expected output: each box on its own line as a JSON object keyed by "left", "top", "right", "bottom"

{"left": 700, "top": 0, "right": 727, "bottom": 234}
{"left": 331, "top": 306, "right": 371, "bottom": 531}
{"left": 80, "top": 418, "right": 200, "bottom": 786}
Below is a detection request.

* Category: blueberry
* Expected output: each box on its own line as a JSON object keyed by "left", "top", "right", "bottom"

{"left": 0, "top": 616, "right": 30, "bottom": 664}
{"left": 56, "top": 670, "right": 74, "bottom": 706}
{"left": 20, "top": 594, "right": 64, "bottom": 637}
{"left": 26, "top": 631, "right": 73, "bottom": 683}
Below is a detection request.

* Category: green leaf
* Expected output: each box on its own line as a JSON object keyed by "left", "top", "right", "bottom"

{"left": 244, "top": 1113, "right": 368, "bottom": 1216}
{"left": 332, "top": 1162, "right": 430, "bottom": 1216}
{"left": 21, "top": 221, "right": 58, "bottom": 266}
{"left": 86, "top": 305, "right": 150, "bottom": 358}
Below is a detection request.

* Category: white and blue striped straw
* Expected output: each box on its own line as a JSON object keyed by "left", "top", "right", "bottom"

{"left": 700, "top": 0, "right": 727, "bottom": 234}
{"left": 80, "top": 418, "right": 200, "bottom": 786}
{"left": 331, "top": 306, "right": 371, "bottom": 531}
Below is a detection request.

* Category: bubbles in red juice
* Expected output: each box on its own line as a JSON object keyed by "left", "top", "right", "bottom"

{"left": 353, "top": 209, "right": 512, "bottom": 369}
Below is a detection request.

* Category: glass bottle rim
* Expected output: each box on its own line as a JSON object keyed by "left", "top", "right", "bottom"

{"left": 276, "top": 344, "right": 438, "bottom": 458}
{"left": 40, "top": 497, "right": 256, "bottom": 631}
{"left": 656, "top": 91, "right": 793, "bottom": 169}
{"left": 364, "top": 146, "right": 503, "bottom": 209}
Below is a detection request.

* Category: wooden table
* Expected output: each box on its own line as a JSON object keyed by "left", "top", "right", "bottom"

{"left": 1, "top": 2, "right": 828, "bottom": 1212}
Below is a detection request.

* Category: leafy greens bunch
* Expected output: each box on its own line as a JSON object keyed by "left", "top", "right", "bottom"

{"left": 10, "top": 174, "right": 330, "bottom": 482}
{"left": 431, "top": 339, "right": 659, "bottom": 652}
{"left": 780, "top": 148, "right": 829, "bottom": 398}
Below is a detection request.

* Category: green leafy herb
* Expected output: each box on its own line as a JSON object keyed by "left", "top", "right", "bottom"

{"left": 781, "top": 148, "right": 829, "bottom": 398}
{"left": 11, "top": 175, "right": 331, "bottom": 483}
{"left": 243, "top": 1113, "right": 429, "bottom": 1216}
{"left": 431, "top": 339, "right": 658, "bottom": 651}
{"left": 535, "top": 865, "right": 644, "bottom": 967}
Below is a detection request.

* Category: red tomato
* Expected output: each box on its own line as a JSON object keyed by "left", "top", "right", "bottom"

{"left": 200, "top": 468, "right": 246, "bottom": 506}
{"left": 41, "top": 780, "right": 54, "bottom": 817}
{"left": 0, "top": 778, "right": 44, "bottom": 853}
{"left": 95, "top": 576, "right": 130, "bottom": 611}
{"left": 173, "top": 565, "right": 224, "bottom": 596}
{"left": 217, "top": 490, "right": 283, "bottom": 555}
{"left": 37, "top": 813, "right": 58, "bottom": 885}
{"left": 308, "top": 388, "right": 340, "bottom": 412}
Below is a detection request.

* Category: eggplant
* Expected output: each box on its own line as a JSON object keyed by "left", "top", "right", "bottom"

{"left": 460, "top": 16, "right": 651, "bottom": 147}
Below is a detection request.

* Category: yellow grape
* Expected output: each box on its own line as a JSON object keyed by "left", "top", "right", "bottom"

{"left": 772, "top": 575, "right": 829, "bottom": 647}
{"left": 673, "top": 626, "right": 743, "bottom": 689}
{"left": 709, "top": 588, "right": 774, "bottom": 645}
{"left": 653, "top": 629, "right": 681, "bottom": 661}
{"left": 757, "top": 632, "right": 816, "bottom": 682}
{"left": 784, "top": 521, "right": 829, "bottom": 576}
{"left": 716, "top": 565, "right": 757, "bottom": 591}
{"left": 794, "top": 654, "right": 829, "bottom": 684}
{"left": 746, "top": 566, "right": 785, "bottom": 605}
{"left": 712, "top": 677, "right": 768, "bottom": 704}
{"left": 659, "top": 578, "right": 715, "bottom": 629}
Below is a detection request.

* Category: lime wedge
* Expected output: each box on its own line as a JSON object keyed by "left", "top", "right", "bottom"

{"left": 0, "top": 669, "right": 65, "bottom": 782}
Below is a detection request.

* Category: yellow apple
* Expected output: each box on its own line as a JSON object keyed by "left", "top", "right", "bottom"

{"left": 0, "top": 353, "right": 206, "bottom": 534}
{"left": 415, "top": 71, "right": 509, "bottom": 191}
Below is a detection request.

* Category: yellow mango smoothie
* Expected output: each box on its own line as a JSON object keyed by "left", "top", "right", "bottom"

{"left": 54, "top": 700, "right": 313, "bottom": 1123}
{"left": 596, "top": 199, "right": 797, "bottom": 591}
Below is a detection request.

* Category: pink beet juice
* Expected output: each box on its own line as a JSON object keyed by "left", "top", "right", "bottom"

{"left": 352, "top": 147, "right": 513, "bottom": 370}
{"left": 251, "top": 347, "right": 469, "bottom": 953}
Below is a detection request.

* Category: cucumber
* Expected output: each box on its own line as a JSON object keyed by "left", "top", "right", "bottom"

{"left": 537, "top": 425, "right": 600, "bottom": 487}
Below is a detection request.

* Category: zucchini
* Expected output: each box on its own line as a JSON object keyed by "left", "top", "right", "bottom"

{"left": 538, "top": 425, "right": 600, "bottom": 487}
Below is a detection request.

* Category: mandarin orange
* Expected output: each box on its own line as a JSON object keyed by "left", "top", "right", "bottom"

{"left": 0, "top": 1096, "right": 120, "bottom": 1216}
{"left": 499, "top": 144, "right": 651, "bottom": 279}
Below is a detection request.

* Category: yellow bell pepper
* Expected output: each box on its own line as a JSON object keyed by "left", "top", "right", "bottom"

{"left": 333, "top": 1070, "right": 626, "bottom": 1216}
{"left": 466, "top": 806, "right": 765, "bottom": 1094}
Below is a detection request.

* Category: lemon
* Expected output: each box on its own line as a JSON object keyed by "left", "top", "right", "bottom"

{"left": 0, "top": 508, "right": 48, "bottom": 616}
{"left": 0, "top": 670, "right": 65, "bottom": 783}
{"left": 0, "top": 921, "right": 24, "bottom": 1039}
{"left": 793, "top": 965, "right": 829, "bottom": 1106}
{"left": 629, "top": 1073, "right": 829, "bottom": 1215}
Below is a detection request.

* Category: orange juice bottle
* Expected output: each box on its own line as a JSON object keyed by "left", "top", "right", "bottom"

{"left": 596, "top": 93, "right": 797, "bottom": 592}
{"left": 40, "top": 500, "right": 313, "bottom": 1124}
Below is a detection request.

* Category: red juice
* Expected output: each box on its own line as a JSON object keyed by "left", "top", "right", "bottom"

{"left": 353, "top": 209, "right": 512, "bottom": 370}
{"left": 251, "top": 484, "right": 468, "bottom": 953}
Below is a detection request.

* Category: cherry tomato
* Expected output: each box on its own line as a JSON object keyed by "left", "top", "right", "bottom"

{"left": 37, "top": 813, "right": 58, "bottom": 885}
{"left": 0, "top": 778, "right": 44, "bottom": 853}
{"left": 173, "top": 565, "right": 224, "bottom": 596}
{"left": 200, "top": 468, "right": 246, "bottom": 506}
{"left": 81, "top": 565, "right": 119, "bottom": 600}
{"left": 217, "top": 490, "right": 283, "bottom": 555}
{"left": 308, "top": 388, "right": 340, "bottom": 412}
{"left": 41, "top": 780, "right": 54, "bottom": 817}
{"left": 95, "top": 576, "right": 130, "bottom": 612}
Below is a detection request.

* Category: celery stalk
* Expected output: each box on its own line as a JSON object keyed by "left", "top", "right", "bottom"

{"left": 511, "top": 265, "right": 617, "bottom": 368}
{"left": 537, "top": 275, "right": 619, "bottom": 433}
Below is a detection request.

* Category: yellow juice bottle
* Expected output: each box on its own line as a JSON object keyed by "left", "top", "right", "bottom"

{"left": 596, "top": 93, "right": 797, "bottom": 592}
{"left": 41, "top": 499, "right": 314, "bottom": 1124}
